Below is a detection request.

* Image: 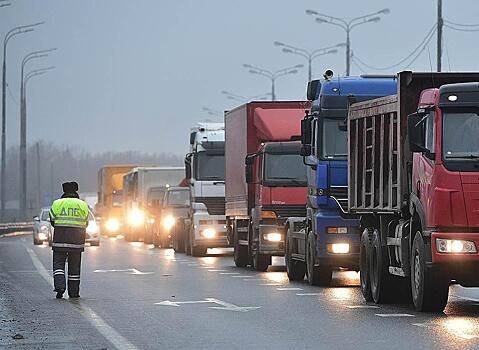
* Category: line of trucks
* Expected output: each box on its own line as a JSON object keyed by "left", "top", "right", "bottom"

{"left": 95, "top": 70, "right": 479, "bottom": 312}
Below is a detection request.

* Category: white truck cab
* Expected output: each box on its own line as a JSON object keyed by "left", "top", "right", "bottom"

{"left": 184, "top": 122, "right": 228, "bottom": 256}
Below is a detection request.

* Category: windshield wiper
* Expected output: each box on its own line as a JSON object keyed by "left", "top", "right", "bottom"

{"left": 445, "top": 154, "right": 479, "bottom": 159}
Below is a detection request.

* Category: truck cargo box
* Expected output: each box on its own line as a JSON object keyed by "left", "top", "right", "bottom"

{"left": 348, "top": 71, "right": 479, "bottom": 213}
{"left": 225, "top": 101, "right": 309, "bottom": 217}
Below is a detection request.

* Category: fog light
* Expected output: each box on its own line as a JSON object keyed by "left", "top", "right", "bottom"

{"left": 436, "top": 238, "right": 477, "bottom": 253}
{"left": 128, "top": 209, "right": 145, "bottom": 227}
{"left": 201, "top": 228, "right": 216, "bottom": 239}
{"left": 328, "top": 243, "right": 350, "bottom": 254}
{"left": 264, "top": 232, "right": 282, "bottom": 242}
{"left": 38, "top": 232, "right": 47, "bottom": 240}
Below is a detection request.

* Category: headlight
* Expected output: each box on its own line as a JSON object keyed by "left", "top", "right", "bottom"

{"left": 162, "top": 215, "right": 175, "bottom": 230}
{"left": 86, "top": 221, "right": 99, "bottom": 235}
{"left": 201, "top": 228, "right": 216, "bottom": 239}
{"left": 149, "top": 218, "right": 156, "bottom": 224}
{"left": 436, "top": 238, "right": 477, "bottom": 254}
{"left": 38, "top": 232, "right": 47, "bottom": 240}
{"left": 40, "top": 225, "right": 49, "bottom": 232}
{"left": 128, "top": 209, "right": 145, "bottom": 226}
{"left": 105, "top": 218, "right": 120, "bottom": 232}
{"left": 263, "top": 232, "right": 282, "bottom": 242}
{"left": 327, "top": 243, "right": 350, "bottom": 254}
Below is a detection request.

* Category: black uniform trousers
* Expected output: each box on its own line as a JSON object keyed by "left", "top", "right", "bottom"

{"left": 53, "top": 250, "right": 82, "bottom": 296}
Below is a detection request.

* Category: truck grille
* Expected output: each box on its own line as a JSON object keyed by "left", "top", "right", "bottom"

{"left": 195, "top": 197, "right": 225, "bottom": 215}
{"left": 262, "top": 205, "right": 306, "bottom": 218}
{"left": 329, "top": 186, "right": 348, "bottom": 212}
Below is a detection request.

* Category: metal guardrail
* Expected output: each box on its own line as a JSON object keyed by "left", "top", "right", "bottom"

{"left": 0, "top": 222, "right": 34, "bottom": 235}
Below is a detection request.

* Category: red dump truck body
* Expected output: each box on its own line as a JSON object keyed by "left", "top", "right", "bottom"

{"left": 348, "top": 71, "right": 479, "bottom": 311}
{"left": 225, "top": 101, "right": 310, "bottom": 271}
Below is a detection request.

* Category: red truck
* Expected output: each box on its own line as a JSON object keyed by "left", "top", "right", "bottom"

{"left": 225, "top": 101, "right": 310, "bottom": 271}
{"left": 348, "top": 71, "right": 479, "bottom": 311}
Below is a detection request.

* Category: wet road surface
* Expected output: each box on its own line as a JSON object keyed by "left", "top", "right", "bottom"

{"left": 1, "top": 233, "right": 479, "bottom": 349}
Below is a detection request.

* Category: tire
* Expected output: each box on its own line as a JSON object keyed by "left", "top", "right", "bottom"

{"left": 360, "top": 228, "right": 373, "bottom": 301}
{"left": 233, "top": 221, "right": 249, "bottom": 267}
{"left": 185, "top": 226, "right": 192, "bottom": 255}
{"left": 144, "top": 230, "right": 153, "bottom": 245}
{"left": 306, "top": 231, "right": 332, "bottom": 286}
{"left": 411, "top": 232, "right": 449, "bottom": 312}
{"left": 160, "top": 236, "right": 171, "bottom": 249}
{"left": 173, "top": 227, "right": 185, "bottom": 253}
{"left": 33, "top": 238, "right": 41, "bottom": 245}
{"left": 125, "top": 231, "right": 133, "bottom": 242}
{"left": 253, "top": 252, "right": 271, "bottom": 272}
{"left": 285, "top": 226, "right": 306, "bottom": 281}
{"left": 191, "top": 246, "right": 207, "bottom": 257}
{"left": 369, "top": 228, "right": 394, "bottom": 303}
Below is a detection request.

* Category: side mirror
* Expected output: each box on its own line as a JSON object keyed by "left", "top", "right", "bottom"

{"left": 245, "top": 155, "right": 254, "bottom": 184}
{"left": 184, "top": 154, "right": 192, "bottom": 179}
{"left": 189, "top": 132, "right": 197, "bottom": 145}
{"left": 408, "top": 112, "right": 428, "bottom": 153}
{"left": 300, "top": 117, "right": 312, "bottom": 156}
{"left": 307, "top": 79, "right": 321, "bottom": 101}
{"left": 33, "top": 216, "right": 40, "bottom": 222}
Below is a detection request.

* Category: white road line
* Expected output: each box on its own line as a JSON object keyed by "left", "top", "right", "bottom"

{"left": 346, "top": 305, "right": 380, "bottom": 309}
{"left": 196, "top": 266, "right": 214, "bottom": 269}
{"left": 451, "top": 294, "right": 479, "bottom": 303}
{"left": 296, "top": 293, "right": 322, "bottom": 296}
{"left": 375, "top": 313, "right": 414, "bottom": 317}
{"left": 259, "top": 283, "right": 282, "bottom": 286}
{"left": 208, "top": 269, "right": 227, "bottom": 272}
{"left": 25, "top": 247, "right": 139, "bottom": 350}
{"left": 276, "top": 287, "right": 303, "bottom": 291}
{"left": 231, "top": 275, "right": 255, "bottom": 278}
{"left": 219, "top": 272, "right": 240, "bottom": 275}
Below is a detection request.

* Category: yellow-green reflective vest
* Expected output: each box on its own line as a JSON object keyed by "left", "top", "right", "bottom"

{"left": 50, "top": 198, "right": 89, "bottom": 228}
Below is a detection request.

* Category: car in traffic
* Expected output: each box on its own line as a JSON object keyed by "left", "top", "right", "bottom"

{"left": 47, "top": 209, "right": 100, "bottom": 247}
{"left": 159, "top": 186, "right": 190, "bottom": 250}
{"left": 33, "top": 207, "right": 52, "bottom": 245}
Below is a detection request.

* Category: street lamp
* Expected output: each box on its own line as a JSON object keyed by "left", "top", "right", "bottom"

{"left": 221, "top": 90, "right": 272, "bottom": 102}
{"left": 202, "top": 107, "right": 222, "bottom": 117}
{"left": 1, "top": 22, "right": 43, "bottom": 221}
{"left": 19, "top": 49, "right": 56, "bottom": 218}
{"left": 243, "top": 64, "right": 303, "bottom": 101}
{"left": 306, "top": 8, "right": 389, "bottom": 75}
{"left": 274, "top": 41, "right": 345, "bottom": 81}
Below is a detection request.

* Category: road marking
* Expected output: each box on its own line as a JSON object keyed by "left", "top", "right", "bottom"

{"left": 196, "top": 266, "right": 214, "bottom": 269}
{"left": 259, "top": 283, "right": 282, "bottom": 286}
{"left": 346, "top": 305, "right": 380, "bottom": 309}
{"left": 296, "top": 293, "right": 322, "bottom": 296}
{"left": 219, "top": 272, "right": 240, "bottom": 275}
{"left": 231, "top": 275, "right": 255, "bottom": 278}
{"left": 93, "top": 268, "right": 153, "bottom": 275}
{"left": 26, "top": 247, "right": 139, "bottom": 350}
{"left": 412, "top": 322, "right": 479, "bottom": 340}
{"left": 208, "top": 269, "right": 227, "bottom": 272}
{"left": 155, "top": 298, "right": 260, "bottom": 312}
{"left": 451, "top": 294, "right": 479, "bottom": 303}
{"left": 331, "top": 298, "right": 350, "bottom": 301}
{"left": 375, "top": 313, "right": 414, "bottom": 317}
{"left": 276, "top": 287, "right": 303, "bottom": 291}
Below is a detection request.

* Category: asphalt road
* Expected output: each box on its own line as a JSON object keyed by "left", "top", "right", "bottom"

{"left": 1, "top": 233, "right": 479, "bottom": 350}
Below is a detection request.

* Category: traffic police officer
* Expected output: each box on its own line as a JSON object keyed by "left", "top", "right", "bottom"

{"left": 49, "top": 181, "right": 89, "bottom": 299}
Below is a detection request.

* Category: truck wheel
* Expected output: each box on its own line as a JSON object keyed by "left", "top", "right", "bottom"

{"left": 411, "top": 232, "right": 449, "bottom": 312}
{"left": 173, "top": 230, "right": 185, "bottom": 253}
{"left": 306, "top": 231, "right": 332, "bottom": 286}
{"left": 285, "top": 226, "right": 305, "bottom": 281}
{"left": 191, "top": 246, "right": 207, "bottom": 257}
{"left": 370, "top": 228, "right": 395, "bottom": 303}
{"left": 33, "top": 238, "right": 41, "bottom": 245}
{"left": 144, "top": 231, "right": 153, "bottom": 245}
{"left": 233, "top": 221, "right": 249, "bottom": 267}
{"left": 253, "top": 252, "right": 271, "bottom": 272}
{"left": 360, "top": 228, "right": 373, "bottom": 301}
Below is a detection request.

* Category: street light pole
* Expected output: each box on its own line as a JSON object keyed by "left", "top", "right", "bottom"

{"left": 243, "top": 64, "right": 303, "bottom": 101}
{"left": 1, "top": 22, "right": 43, "bottom": 221}
{"left": 274, "top": 41, "right": 344, "bottom": 81}
{"left": 306, "top": 8, "right": 389, "bottom": 76}
{"left": 437, "top": 0, "right": 443, "bottom": 72}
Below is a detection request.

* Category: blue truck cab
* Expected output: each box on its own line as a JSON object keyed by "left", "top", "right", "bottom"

{"left": 285, "top": 71, "right": 397, "bottom": 286}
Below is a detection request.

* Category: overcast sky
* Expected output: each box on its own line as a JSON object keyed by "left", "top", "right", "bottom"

{"left": 3, "top": 0, "right": 479, "bottom": 156}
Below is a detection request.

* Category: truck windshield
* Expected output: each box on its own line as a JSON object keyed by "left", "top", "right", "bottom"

{"left": 195, "top": 152, "right": 225, "bottom": 181}
{"left": 167, "top": 190, "right": 190, "bottom": 207}
{"left": 148, "top": 189, "right": 165, "bottom": 208}
{"left": 320, "top": 117, "right": 347, "bottom": 159}
{"left": 264, "top": 153, "right": 307, "bottom": 186}
{"left": 443, "top": 108, "right": 479, "bottom": 159}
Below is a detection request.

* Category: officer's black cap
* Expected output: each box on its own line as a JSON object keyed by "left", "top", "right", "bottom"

{"left": 62, "top": 181, "right": 79, "bottom": 193}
